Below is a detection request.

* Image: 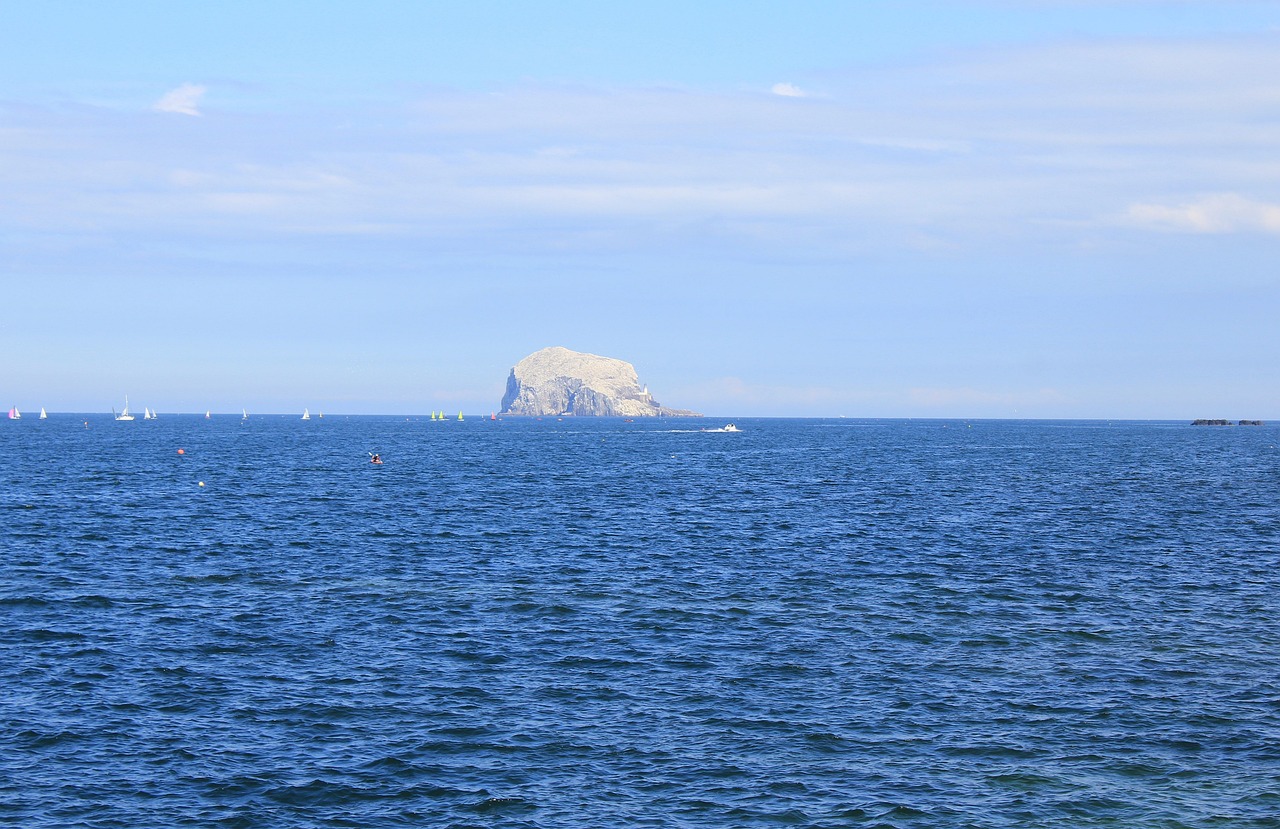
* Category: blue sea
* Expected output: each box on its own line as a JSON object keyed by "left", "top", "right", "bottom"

{"left": 2, "top": 415, "right": 1278, "bottom": 828}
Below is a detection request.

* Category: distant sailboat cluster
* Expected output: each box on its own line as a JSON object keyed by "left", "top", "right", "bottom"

{"left": 3, "top": 399, "right": 475, "bottom": 422}
{"left": 109, "top": 396, "right": 157, "bottom": 421}
{"left": 9, "top": 406, "right": 48, "bottom": 420}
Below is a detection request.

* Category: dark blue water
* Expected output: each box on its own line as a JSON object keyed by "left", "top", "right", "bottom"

{"left": 2, "top": 415, "right": 1278, "bottom": 828}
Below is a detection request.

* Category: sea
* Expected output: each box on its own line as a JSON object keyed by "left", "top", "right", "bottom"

{"left": 1, "top": 415, "right": 1278, "bottom": 828}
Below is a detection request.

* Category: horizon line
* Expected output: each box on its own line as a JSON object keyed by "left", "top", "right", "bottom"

{"left": 5, "top": 412, "right": 1270, "bottom": 424}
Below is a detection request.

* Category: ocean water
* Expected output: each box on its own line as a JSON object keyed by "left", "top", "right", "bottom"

{"left": 2, "top": 415, "right": 1278, "bottom": 828}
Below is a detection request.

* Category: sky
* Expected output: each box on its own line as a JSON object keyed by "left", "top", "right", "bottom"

{"left": 2, "top": 1, "right": 1278, "bottom": 418}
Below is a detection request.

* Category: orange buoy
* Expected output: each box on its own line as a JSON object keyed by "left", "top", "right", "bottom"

{"left": 177, "top": 448, "right": 185, "bottom": 455}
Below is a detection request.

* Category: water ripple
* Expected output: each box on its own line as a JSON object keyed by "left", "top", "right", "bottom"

{"left": 1, "top": 417, "right": 1278, "bottom": 827}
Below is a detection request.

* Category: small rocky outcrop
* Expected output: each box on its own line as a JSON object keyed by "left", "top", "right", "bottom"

{"left": 1191, "top": 419, "right": 1266, "bottom": 426}
{"left": 499, "top": 347, "right": 700, "bottom": 417}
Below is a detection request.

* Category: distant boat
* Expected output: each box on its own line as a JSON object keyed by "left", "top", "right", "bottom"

{"left": 7, "top": 406, "right": 19, "bottom": 420}
{"left": 723, "top": 423, "right": 740, "bottom": 432}
{"left": 458, "top": 411, "right": 464, "bottom": 421}
{"left": 39, "top": 408, "right": 47, "bottom": 420}
{"left": 242, "top": 409, "right": 248, "bottom": 420}
{"left": 205, "top": 410, "right": 211, "bottom": 419}
{"left": 491, "top": 412, "right": 496, "bottom": 421}
{"left": 302, "top": 408, "right": 311, "bottom": 420}
{"left": 317, "top": 411, "right": 323, "bottom": 419}
{"left": 114, "top": 396, "right": 134, "bottom": 421}
{"left": 143, "top": 407, "right": 155, "bottom": 420}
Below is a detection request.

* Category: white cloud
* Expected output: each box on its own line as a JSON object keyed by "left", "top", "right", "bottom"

{"left": 5, "top": 34, "right": 1280, "bottom": 257}
{"left": 770, "top": 82, "right": 807, "bottom": 98}
{"left": 153, "top": 83, "right": 207, "bottom": 116}
{"left": 1125, "top": 194, "right": 1280, "bottom": 234}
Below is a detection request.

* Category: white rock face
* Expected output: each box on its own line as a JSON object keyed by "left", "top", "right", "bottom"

{"left": 500, "top": 347, "right": 699, "bottom": 417}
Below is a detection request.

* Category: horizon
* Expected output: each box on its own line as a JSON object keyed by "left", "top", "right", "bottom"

{"left": 5, "top": 408, "right": 1268, "bottom": 425}
{"left": 3, "top": 2, "right": 1278, "bottom": 420}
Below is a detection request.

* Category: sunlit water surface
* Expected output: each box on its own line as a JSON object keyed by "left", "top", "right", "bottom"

{"left": 2, "top": 415, "right": 1278, "bottom": 828}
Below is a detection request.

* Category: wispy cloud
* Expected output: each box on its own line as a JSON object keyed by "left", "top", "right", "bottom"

{"left": 1125, "top": 193, "right": 1280, "bottom": 234}
{"left": 5, "top": 34, "right": 1280, "bottom": 258}
{"left": 770, "top": 82, "right": 807, "bottom": 98}
{"left": 153, "top": 83, "right": 207, "bottom": 116}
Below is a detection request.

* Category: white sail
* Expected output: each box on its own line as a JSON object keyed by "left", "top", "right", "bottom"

{"left": 115, "top": 396, "right": 134, "bottom": 421}
{"left": 302, "top": 408, "right": 310, "bottom": 420}
{"left": 39, "top": 407, "right": 47, "bottom": 419}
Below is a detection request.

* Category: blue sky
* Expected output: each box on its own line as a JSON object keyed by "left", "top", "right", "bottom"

{"left": 3, "top": 1, "right": 1278, "bottom": 417}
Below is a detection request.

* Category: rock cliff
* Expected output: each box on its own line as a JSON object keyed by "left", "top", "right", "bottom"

{"left": 499, "top": 347, "right": 700, "bottom": 417}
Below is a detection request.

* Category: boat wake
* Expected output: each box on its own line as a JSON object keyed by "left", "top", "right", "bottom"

{"left": 662, "top": 425, "right": 742, "bottom": 434}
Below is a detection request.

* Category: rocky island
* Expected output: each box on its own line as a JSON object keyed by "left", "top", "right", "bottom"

{"left": 499, "top": 347, "right": 700, "bottom": 417}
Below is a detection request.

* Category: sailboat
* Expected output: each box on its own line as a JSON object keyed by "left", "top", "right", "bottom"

{"left": 458, "top": 411, "right": 464, "bottom": 421}
{"left": 114, "top": 396, "right": 134, "bottom": 421}
{"left": 39, "top": 408, "right": 47, "bottom": 419}
{"left": 143, "top": 407, "right": 155, "bottom": 420}
{"left": 302, "top": 408, "right": 311, "bottom": 420}
{"left": 205, "top": 410, "right": 211, "bottom": 419}
{"left": 7, "top": 406, "right": 19, "bottom": 420}
{"left": 242, "top": 408, "right": 248, "bottom": 420}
